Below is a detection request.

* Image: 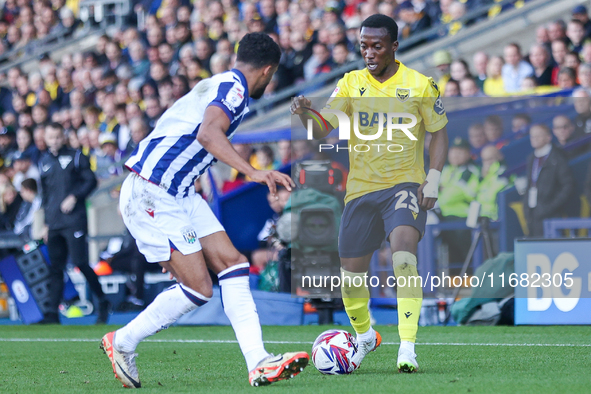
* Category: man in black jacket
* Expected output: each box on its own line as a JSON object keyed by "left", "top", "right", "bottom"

{"left": 523, "top": 124, "right": 575, "bottom": 237}
{"left": 39, "top": 123, "right": 110, "bottom": 324}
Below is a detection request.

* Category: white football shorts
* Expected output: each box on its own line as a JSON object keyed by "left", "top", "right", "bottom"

{"left": 119, "top": 172, "right": 224, "bottom": 263}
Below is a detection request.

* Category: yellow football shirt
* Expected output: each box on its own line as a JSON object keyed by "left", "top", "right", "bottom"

{"left": 321, "top": 60, "right": 448, "bottom": 204}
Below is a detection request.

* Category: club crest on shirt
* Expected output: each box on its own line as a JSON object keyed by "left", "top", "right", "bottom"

{"left": 396, "top": 88, "right": 410, "bottom": 102}
{"left": 430, "top": 79, "right": 440, "bottom": 92}
{"left": 58, "top": 156, "right": 72, "bottom": 169}
{"left": 182, "top": 227, "right": 197, "bottom": 244}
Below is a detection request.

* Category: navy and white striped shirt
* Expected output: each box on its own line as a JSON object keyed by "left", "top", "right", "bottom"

{"left": 125, "top": 69, "right": 249, "bottom": 198}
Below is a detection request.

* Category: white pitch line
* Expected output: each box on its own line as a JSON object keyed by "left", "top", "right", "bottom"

{"left": 0, "top": 338, "right": 590, "bottom": 347}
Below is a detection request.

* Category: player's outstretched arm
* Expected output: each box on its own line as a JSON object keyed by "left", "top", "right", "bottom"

{"left": 418, "top": 126, "right": 448, "bottom": 210}
{"left": 290, "top": 95, "right": 333, "bottom": 139}
{"left": 198, "top": 106, "right": 294, "bottom": 197}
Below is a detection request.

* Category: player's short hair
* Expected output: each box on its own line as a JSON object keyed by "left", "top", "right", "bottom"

{"left": 360, "top": 14, "right": 399, "bottom": 43}
{"left": 236, "top": 32, "right": 281, "bottom": 68}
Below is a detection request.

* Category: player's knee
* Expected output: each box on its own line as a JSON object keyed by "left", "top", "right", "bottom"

{"left": 182, "top": 278, "right": 213, "bottom": 299}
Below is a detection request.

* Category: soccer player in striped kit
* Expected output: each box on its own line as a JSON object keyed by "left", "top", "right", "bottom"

{"left": 100, "top": 33, "right": 308, "bottom": 388}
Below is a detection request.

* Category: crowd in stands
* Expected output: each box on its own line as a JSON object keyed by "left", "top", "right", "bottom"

{"left": 434, "top": 6, "right": 591, "bottom": 97}
{"left": 0, "top": 0, "right": 81, "bottom": 60}
{"left": 2, "top": 0, "right": 591, "bottom": 300}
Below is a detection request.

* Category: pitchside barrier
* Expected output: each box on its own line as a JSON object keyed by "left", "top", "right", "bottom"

{"left": 514, "top": 238, "right": 591, "bottom": 325}
{"left": 0, "top": 243, "right": 78, "bottom": 324}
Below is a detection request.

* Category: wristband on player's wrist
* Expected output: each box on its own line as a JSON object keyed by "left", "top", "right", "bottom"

{"left": 425, "top": 169, "right": 441, "bottom": 186}
{"left": 422, "top": 169, "right": 441, "bottom": 199}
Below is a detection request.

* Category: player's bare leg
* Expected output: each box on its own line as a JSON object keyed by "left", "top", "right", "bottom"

{"left": 341, "top": 254, "right": 382, "bottom": 370}
{"left": 101, "top": 250, "right": 213, "bottom": 388}
{"left": 200, "top": 231, "right": 309, "bottom": 386}
{"left": 388, "top": 225, "right": 421, "bottom": 373}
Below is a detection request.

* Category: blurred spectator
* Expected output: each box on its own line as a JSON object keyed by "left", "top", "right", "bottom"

{"left": 0, "top": 182, "right": 22, "bottom": 231}
{"left": 573, "top": 88, "right": 591, "bottom": 135}
{"left": 95, "top": 133, "right": 123, "bottom": 180}
{"left": 398, "top": 0, "right": 431, "bottom": 46}
{"left": 520, "top": 76, "right": 538, "bottom": 91}
{"left": 558, "top": 67, "right": 577, "bottom": 89}
{"left": 450, "top": 59, "right": 471, "bottom": 82}
{"left": 438, "top": 137, "right": 479, "bottom": 261}
{"left": 255, "top": 145, "right": 276, "bottom": 170}
{"left": 484, "top": 115, "right": 508, "bottom": 149}
{"left": 502, "top": 43, "right": 533, "bottom": 93}
{"left": 277, "top": 139, "right": 291, "bottom": 166}
{"left": 529, "top": 44, "right": 553, "bottom": 86}
{"left": 443, "top": 79, "right": 460, "bottom": 97}
{"left": 473, "top": 51, "right": 488, "bottom": 90}
{"left": 13, "top": 178, "right": 41, "bottom": 239}
{"left": 439, "top": 137, "right": 479, "bottom": 218}
{"left": 564, "top": 52, "right": 581, "bottom": 74}
{"left": 511, "top": 113, "right": 531, "bottom": 140}
{"left": 304, "top": 43, "right": 333, "bottom": 81}
{"left": 581, "top": 43, "right": 591, "bottom": 65}
{"left": 523, "top": 124, "right": 575, "bottom": 237}
{"left": 552, "top": 115, "right": 586, "bottom": 158}
{"left": 572, "top": 5, "right": 591, "bottom": 38}
{"left": 292, "top": 140, "right": 312, "bottom": 161}
{"left": 483, "top": 56, "right": 505, "bottom": 97}
{"left": 566, "top": 19, "right": 587, "bottom": 54}
{"left": 433, "top": 50, "right": 452, "bottom": 95}
{"left": 11, "top": 150, "right": 40, "bottom": 192}
{"left": 332, "top": 42, "right": 353, "bottom": 66}
{"left": 468, "top": 123, "right": 487, "bottom": 159}
{"left": 459, "top": 77, "right": 484, "bottom": 97}
{"left": 0, "top": 127, "right": 17, "bottom": 168}
{"left": 126, "top": 117, "right": 150, "bottom": 154}
{"left": 551, "top": 40, "right": 568, "bottom": 84}
{"left": 476, "top": 145, "right": 509, "bottom": 221}
{"left": 251, "top": 188, "right": 291, "bottom": 275}
{"left": 548, "top": 20, "right": 568, "bottom": 44}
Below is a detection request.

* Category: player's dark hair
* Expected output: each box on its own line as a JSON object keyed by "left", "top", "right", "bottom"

{"left": 360, "top": 14, "right": 399, "bottom": 43}
{"left": 236, "top": 32, "right": 281, "bottom": 68}
{"left": 21, "top": 178, "right": 37, "bottom": 194}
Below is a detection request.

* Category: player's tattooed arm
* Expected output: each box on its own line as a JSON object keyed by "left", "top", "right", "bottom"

{"left": 290, "top": 95, "right": 333, "bottom": 139}
{"left": 198, "top": 106, "right": 294, "bottom": 197}
{"left": 418, "top": 126, "right": 448, "bottom": 210}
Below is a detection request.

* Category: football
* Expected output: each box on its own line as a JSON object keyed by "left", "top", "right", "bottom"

{"left": 311, "top": 329, "right": 358, "bottom": 375}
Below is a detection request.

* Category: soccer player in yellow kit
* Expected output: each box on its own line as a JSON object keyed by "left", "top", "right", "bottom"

{"left": 291, "top": 14, "right": 448, "bottom": 373}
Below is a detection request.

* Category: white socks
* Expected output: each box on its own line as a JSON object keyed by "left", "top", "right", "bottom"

{"left": 400, "top": 340, "right": 415, "bottom": 354}
{"left": 357, "top": 326, "right": 376, "bottom": 343}
{"left": 218, "top": 263, "right": 269, "bottom": 371}
{"left": 115, "top": 283, "right": 210, "bottom": 353}
{"left": 115, "top": 263, "right": 269, "bottom": 372}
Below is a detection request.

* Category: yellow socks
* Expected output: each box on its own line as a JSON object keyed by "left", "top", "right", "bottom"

{"left": 341, "top": 268, "right": 371, "bottom": 335}
{"left": 393, "top": 251, "right": 422, "bottom": 343}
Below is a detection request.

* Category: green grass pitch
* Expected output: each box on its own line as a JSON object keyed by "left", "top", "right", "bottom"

{"left": 0, "top": 324, "right": 589, "bottom": 393}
